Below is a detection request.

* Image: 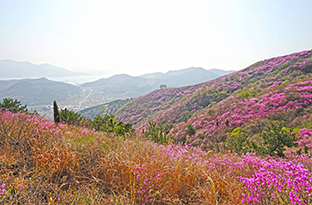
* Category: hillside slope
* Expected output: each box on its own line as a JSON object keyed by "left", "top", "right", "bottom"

{"left": 79, "top": 98, "right": 129, "bottom": 119}
{"left": 115, "top": 50, "right": 312, "bottom": 149}
{"left": 0, "top": 78, "right": 82, "bottom": 106}
{"left": 1, "top": 110, "right": 311, "bottom": 204}
{"left": 81, "top": 67, "right": 234, "bottom": 99}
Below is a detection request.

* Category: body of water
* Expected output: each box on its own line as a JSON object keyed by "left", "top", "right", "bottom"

{"left": 0, "top": 74, "right": 112, "bottom": 85}
{"left": 47, "top": 74, "right": 111, "bottom": 84}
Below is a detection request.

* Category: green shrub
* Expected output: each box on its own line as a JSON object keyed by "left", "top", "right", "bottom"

{"left": 225, "top": 122, "right": 298, "bottom": 157}
{"left": 224, "top": 127, "right": 252, "bottom": 154}
{"left": 185, "top": 124, "right": 196, "bottom": 137}
{"left": 145, "top": 121, "right": 174, "bottom": 144}
{"left": 253, "top": 122, "right": 298, "bottom": 157}
{"left": 236, "top": 89, "right": 259, "bottom": 99}
{"left": 60, "top": 108, "right": 87, "bottom": 126}
{"left": 90, "top": 114, "right": 134, "bottom": 136}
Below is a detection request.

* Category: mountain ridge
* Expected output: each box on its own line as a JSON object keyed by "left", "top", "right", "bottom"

{"left": 0, "top": 60, "right": 82, "bottom": 78}
{"left": 81, "top": 67, "right": 234, "bottom": 98}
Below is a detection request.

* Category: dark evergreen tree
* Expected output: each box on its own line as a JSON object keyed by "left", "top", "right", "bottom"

{"left": 53, "top": 100, "right": 61, "bottom": 124}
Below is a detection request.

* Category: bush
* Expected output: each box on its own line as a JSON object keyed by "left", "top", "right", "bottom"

{"left": 254, "top": 122, "right": 298, "bottom": 157}
{"left": 185, "top": 124, "right": 196, "bottom": 137}
{"left": 145, "top": 121, "right": 174, "bottom": 144}
{"left": 90, "top": 114, "right": 134, "bottom": 136}
{"left": 224, "top": 127, "right": 252, "bottom": 154}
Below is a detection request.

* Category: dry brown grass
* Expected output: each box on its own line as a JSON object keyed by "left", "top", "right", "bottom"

{"left": 2, "top": 111, "right": 298, "bottom": 204}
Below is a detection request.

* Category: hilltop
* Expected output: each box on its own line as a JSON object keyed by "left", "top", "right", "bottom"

{"left": 78, "top": 68, "right": 234, "bottom": 118}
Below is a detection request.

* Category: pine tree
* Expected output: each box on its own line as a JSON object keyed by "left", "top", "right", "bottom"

{"left": 0, "top": 98, "right": 28, "bottom": 113}
{"left": 53, "top": 100, "right": 61, "bottom": 124}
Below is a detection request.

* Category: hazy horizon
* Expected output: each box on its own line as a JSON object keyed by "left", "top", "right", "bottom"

{"left": 0, "top": 59, "right": 237, "bottom": 85}
{"left": 1, "top": 0, "right": 312, "bottom": 76}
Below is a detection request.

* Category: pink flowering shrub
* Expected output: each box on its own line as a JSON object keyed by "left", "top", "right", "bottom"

{"left": 239, "top": 153, "right": 312, "bottom": 204}
{"left": 297, "top": 128, "right": 312, "bottom": 153}
{"left": 1, "top": 109, "right": 312, "bottom": 204}
{"left": 116, "top": 50, "right": 311, "bottom": 131}
{"left": 170, "top": 76, "right": 312, "bottom": 149}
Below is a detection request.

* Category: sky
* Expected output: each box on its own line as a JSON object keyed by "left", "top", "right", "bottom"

{"left": 0, "top": 0, "right": 312, "bottom": 76}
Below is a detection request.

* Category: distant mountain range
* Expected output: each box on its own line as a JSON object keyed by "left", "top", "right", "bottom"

{"left": 0, "top": 60, "right": 81, "bottom": 78}
{"left": 81, "top": 67, "right": 234, "bottom": 98}
{"left": 139, "top": 67, "right": 233, "bottom": 87}
{"left": 0, "top": 60, "right": 235, "bottom": 116}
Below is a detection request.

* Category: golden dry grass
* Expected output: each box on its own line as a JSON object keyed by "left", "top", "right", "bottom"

{"left": 1, "top": 112, "right": 311, "bottom": 204}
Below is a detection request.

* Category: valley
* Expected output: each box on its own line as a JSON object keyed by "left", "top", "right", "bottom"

{"left": 0, "top": 64, "right": 233, "bottom": 119}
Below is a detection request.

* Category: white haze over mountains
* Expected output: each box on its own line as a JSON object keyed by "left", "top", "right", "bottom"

{"left": 0, "top": 60, "right": 234, "bottom": 85}
{"left": 0, "top": 60, "right": 119, "bottom": 84}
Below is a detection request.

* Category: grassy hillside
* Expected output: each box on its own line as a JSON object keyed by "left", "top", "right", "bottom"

{"left": 1, "top": 111, "right": 311, "bottom": 204}
{"left": 115, "top": 50, "right": 312, "bottom": 149}
{"left": 79, "top": 99, "right": 129, "bottom": 119}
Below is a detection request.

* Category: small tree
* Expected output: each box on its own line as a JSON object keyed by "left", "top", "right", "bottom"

{"left": 53, "top": 100, "right": 61, "bottom": 124}
{"left": 0, "top": 98, "right": 28, "bottom": 113}
{"left": 160, "top": 84, "right": 167, "bottom": 89}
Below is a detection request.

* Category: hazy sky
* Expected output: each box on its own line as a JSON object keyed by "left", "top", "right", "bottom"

{"left": 1, "top": 0, "right": 312, "bottom": 76}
